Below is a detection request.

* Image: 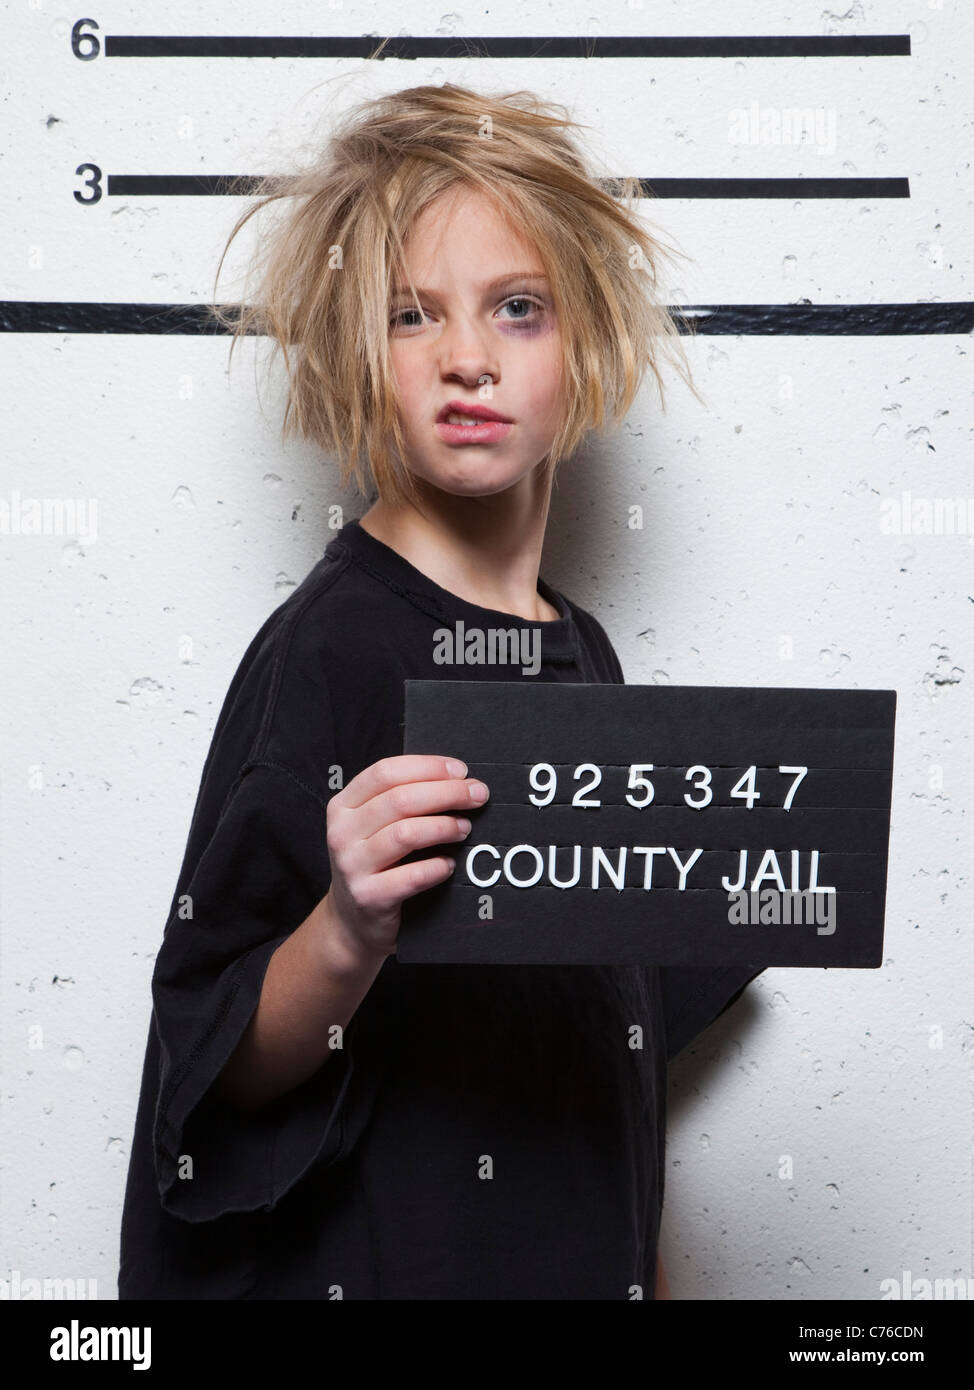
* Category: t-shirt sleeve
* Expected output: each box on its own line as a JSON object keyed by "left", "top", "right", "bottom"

{"left": 658, "top": 965, "right": 761, "bottom": 1061}
{"left": 150, "top": 759, "right": 381, "bottom": 1224}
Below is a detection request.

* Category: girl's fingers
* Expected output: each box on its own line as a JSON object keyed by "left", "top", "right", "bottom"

{"left": 358, "top": 812, "right": 473, "bottom": 877}
{"left": 337, "top": 755, "right": 468, "bottom": 811}
{"left": 353, "top": 855, "right": 459, "bottom": 918}
{"left": 331, "top": 758, "right": 488, "bottom": 845}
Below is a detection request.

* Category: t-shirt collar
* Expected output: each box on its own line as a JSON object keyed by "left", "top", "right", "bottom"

{"left": 329, "top": 517, "right": 579, "bottom": 663}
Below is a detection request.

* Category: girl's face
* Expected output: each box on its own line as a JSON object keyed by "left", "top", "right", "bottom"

{"left": 387, "top": 186, "right": 564, "bottom": 499}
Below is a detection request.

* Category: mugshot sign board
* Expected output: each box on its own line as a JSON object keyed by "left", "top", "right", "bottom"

{"left": 398, "top": 681, "right": 896, "bottom": 967}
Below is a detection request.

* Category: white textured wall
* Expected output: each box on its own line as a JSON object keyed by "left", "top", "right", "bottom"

{"left": 1, "top": 1, "right": 970, "bottom": 1301}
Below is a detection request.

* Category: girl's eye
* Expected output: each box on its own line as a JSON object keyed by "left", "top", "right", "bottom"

{"left": 498, "top": 296, "right": 544, "bottom": 323}
{"left": 389, "top": 307, "right": 427, "bottom": 331}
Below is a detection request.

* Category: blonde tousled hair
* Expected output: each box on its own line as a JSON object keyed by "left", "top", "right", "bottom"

{"left": 207, "top": 82, "right": 699, "bottom": 507}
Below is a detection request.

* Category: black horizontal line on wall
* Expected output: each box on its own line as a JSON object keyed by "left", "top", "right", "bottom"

{"left": 675, "top": 304, "right": 974, "bottom": 335}
{"left": 102, "top": 34, "right": 911, "bottom": 60}
{"left": 105, "top": 175, "right": 910, "bottom": 200}
{"left": 635, "top": 178, "right": 909, "bottom": 199}
{"left": 3, "top": 302, "right": 970, "bottom": 337}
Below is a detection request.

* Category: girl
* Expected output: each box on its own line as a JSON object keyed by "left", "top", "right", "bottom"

{"left": 118, "top": 83, "right": 758, "bottom": 1300}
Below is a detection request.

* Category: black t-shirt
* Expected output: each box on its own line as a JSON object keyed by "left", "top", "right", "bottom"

{"left": 118, "top": 517, "right": 759, "bottom": 1300}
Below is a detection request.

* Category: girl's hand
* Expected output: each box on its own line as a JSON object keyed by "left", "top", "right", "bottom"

{"left": 321, "top": 754, "right": 489, "bottom": 963}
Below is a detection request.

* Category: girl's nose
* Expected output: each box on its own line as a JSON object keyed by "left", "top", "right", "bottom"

{"left": 438, "top": 324, "right": 499, "bottom": 385}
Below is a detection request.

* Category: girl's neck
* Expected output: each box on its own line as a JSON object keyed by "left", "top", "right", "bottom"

{"left": 358, "top": 485, "right": 559, "bottom": 623}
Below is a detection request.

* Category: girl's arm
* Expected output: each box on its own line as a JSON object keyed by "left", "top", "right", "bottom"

{"left": 216, "top": 753, "right": 486, "bottom": 1112}
{"left": 215, "top": 893, "right": 386, "bottom": 1111}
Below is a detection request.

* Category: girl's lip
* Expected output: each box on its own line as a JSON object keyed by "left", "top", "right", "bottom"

{"left": 434, "top": 418, "right": 514, "bottom": 445}
{"left": 436, "top": 402, "right": 512, "bottom": 423}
